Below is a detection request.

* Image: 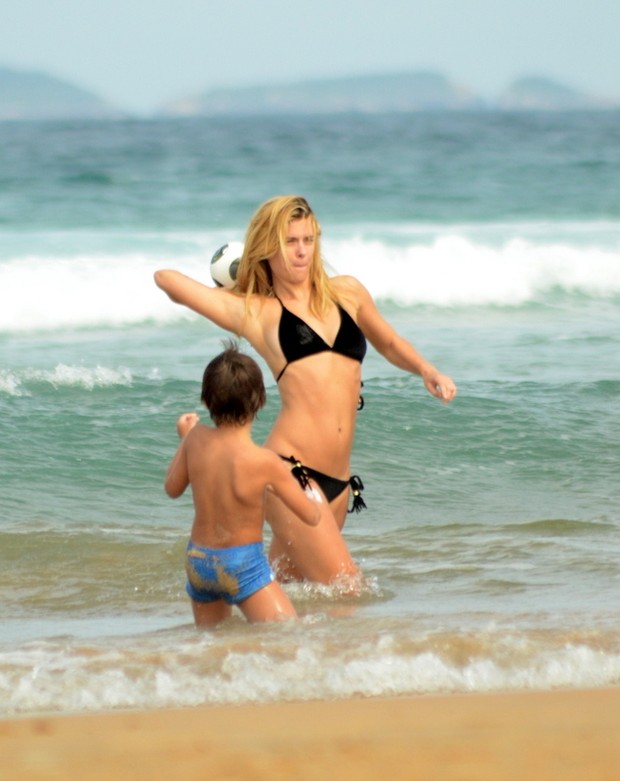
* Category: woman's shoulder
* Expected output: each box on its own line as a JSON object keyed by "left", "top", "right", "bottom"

{"left": 249, "top": 292, "right": 282, "bottom": 325}
{"left": 330, "top": 274, "right": 367, "bottom": 295}
{"left": 330, "top": 274, "right": 371, "bottom": 310}
{"left": 234, "top": 291, "right": 281, "bottom": 337}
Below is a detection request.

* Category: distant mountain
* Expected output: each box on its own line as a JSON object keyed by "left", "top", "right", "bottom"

{"left": 162, "top": 71, "right": 483, "bottom": 117}
{"left": 498, "top": 76, "right": 605, "bottom": 110}
{"left": 0, "top": 66, "right": 122, "bottom": 120}
{"left": 2, "top": 65, "right": 615, "bottom": 120}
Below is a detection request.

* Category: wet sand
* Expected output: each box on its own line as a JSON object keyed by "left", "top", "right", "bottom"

{"left": 2, "top": 688, "right": 620, "bottom": 780}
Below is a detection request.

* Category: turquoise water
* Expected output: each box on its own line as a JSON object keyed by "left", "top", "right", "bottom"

{"left": 1, "top": 111, "right": 619, "bottom": 716}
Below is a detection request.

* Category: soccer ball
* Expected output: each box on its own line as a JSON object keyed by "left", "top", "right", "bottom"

{"left": 210, "top": 241, "right": 243, "bottom": 288}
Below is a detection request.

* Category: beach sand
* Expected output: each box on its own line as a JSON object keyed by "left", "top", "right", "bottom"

{"left": 2, "top": 688, "right": 619, "bottom": 781}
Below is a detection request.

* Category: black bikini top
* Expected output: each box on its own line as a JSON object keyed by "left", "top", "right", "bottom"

{"left": 276, "top": 298, "right": 367, "bottom": 382}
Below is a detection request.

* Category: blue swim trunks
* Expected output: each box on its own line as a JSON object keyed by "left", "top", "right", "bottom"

{"left": 185, "top": 540, "right": 275, "bottom": 605}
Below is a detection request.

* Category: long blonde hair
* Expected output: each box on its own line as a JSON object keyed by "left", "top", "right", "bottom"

{"left": 235, "top": 195, "right": 335, "bottom": 318}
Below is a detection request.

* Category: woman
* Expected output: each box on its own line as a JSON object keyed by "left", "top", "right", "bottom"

{"left": 155, "top": 195, "right": 456, "bottom": 586}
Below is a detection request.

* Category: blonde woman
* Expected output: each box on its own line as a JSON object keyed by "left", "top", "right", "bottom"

{"left": 155, "top": 195, "right": 456, "bottom": 586}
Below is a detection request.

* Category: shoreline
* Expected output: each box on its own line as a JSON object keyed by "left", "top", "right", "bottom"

{"left": 2, "top": 687, "right": 620, "bottom": 780}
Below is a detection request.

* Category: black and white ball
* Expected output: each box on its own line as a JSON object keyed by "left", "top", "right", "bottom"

{"left": 210, "top": 241, "right": 243, "bottom": 288}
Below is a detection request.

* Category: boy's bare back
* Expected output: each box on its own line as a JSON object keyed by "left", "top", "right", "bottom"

{"left": 165, "top": 415, "right": 319, "bottom": 550}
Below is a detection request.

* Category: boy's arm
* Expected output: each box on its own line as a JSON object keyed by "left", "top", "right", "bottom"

{"left": 164, "top": 413, "right": 198, "bottom": 498}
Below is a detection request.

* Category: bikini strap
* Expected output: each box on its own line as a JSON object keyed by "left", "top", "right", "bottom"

{"left": 281, "top": 455, "right": 310, "bottom": 490}
{"left": 280, "top": 456, "right": 367, "bottom": 512}
{"left": 348, "top": 475, "right": 366, "bottom": 513}
{"left": 275, "top": 296, "right": 289, "bottom": 382}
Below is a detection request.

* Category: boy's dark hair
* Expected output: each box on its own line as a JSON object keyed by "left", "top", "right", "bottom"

{"left": 201, "top": 341, "right": 266, "bottom": 426}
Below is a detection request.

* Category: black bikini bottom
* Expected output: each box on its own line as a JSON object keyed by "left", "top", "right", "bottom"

{"left": 280, "top": 455, "right": 366, "bottom": 513}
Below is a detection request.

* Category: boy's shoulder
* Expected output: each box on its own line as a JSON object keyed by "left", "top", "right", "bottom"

{"left": 183, "top": 421, "right": 215, "bottom": 447}
{"left": 188, "top": 421, "right": 213, "bottom": 436}
{"left": 232, "top": 444, "right": 286, "bottom": 481}
{"left": 238, "top": 441, "right": 279, "bottom": 465}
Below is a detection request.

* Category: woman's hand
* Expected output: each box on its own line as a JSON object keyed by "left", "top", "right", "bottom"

{"left": 422, "top": 369, "right": 457, "bottom": 403}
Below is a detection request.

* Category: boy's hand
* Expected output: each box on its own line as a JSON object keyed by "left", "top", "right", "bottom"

{"left": 176, "top": 412, "right": 199, "bottom": 439}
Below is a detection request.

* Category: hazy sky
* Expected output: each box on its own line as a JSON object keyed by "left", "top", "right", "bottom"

{"left": 3, "top": 0, "right": 619, "bottom": 113}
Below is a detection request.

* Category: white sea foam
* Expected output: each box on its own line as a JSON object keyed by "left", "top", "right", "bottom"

{"left": 0, "top": 251, "right": 191, "bottom": 333}
{"left": 2, "top": 628, "right": 620, "bottom": 717}
{"left": 1, "top": 227, "right": 618, "bottom": 333}
{"left": 325, "top": 235, "right": 620, "bottom": 306}
{"left": 0, "top": 365, "right": 133, "bottom": 396}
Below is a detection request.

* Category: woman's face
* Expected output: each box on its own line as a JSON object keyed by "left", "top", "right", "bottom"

{"left": 268, "top": 217, "right": 315, "bottom": 283}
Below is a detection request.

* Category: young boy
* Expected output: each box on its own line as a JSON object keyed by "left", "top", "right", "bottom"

{"left": 164, "top": 343, "right": 320, "bottom": 627}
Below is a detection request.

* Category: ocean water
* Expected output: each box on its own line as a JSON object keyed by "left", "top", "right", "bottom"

{"left": 1, "top": 111, "right": 620, "bottom": 717}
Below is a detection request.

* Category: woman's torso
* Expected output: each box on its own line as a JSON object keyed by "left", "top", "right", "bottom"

{"left": 249, "top": 292, "right": 366, "bottom": 477}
